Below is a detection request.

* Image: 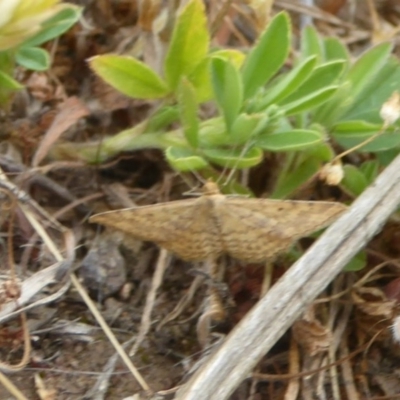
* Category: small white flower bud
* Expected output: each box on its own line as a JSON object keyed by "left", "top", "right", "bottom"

{"left": 319, "top": 161, "right": 344, "bottom": 186}
{"left": 380, "top": 91, "right": 400, "bottom": 126}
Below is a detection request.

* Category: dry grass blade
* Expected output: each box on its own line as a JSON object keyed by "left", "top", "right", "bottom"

{"left": 276, "top": 0, "right": 354, "bottom": 28}
{"left": 70, "top": 274, "right": 151, "bottom": 392}
{"left": 0, "top": 371, "right": 28, "bottom": 400}
{"left": 175, "top": 153, "right": 400, "bottom": 400}
{"left": 0, "top": 263, "right": 69, "bottom": 324}
{"left": 157, "top": 275, "right": 205, "bottom": 330}
{"left": 129, "top": 248, "right": 170, "bottom": 356}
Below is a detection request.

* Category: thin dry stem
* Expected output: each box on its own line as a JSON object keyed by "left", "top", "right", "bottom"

{"left": 71, "top": 274, "right": 151, "bottom": 391}
{"left": 284, "top": 338, "right": 300, "bottom": 400}
{"left": 0, "top": 371, "right": 28, "bottom": 400}
{"left": 0, "top": 312, "right": 31, "bottom": 372}
{"left": 339, "top": 339, "right": 360, "bottom": 400}
{"left": 332, "top": 127, "right": 385, "bottom": 163}
{"left": 129, "top": 248, "right": 170, "bottom": 356}
{"left": 157, "top": 275, "right": 205, "bottom": 330}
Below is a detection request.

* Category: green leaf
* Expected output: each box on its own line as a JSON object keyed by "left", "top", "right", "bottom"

{"left": 282, "top": 86, "right": 338, "bottom": 115}
{"left": 0, "top": 52, "right": 22, "bottom": 105}
{"left": 312, "top": 82, "right": 353, "bottom": 126}
{"left": 341, "top": 164, "right": 368, "bottom": 196}
{"left": 257, "top": 55, "right": 317, "bottom": 108}
{"left": 189, "top": 50, "right": 245, "bottom": 103}
{"left": 300, "top": 25, "right": 324, "bottom": 62}
{"left": 164, "top": 0, "right": 209, "bottom": 90}
{"left": 271, "top": 157, "right": 321, "bottom": 199}
{"left": 342, "top": 57, "right": 400, "bottom": 122}
{"left": 377, "top": 149, "right": 399, "bottom": 166}
{"left": 257, "top": 129, "right": 323, "bottom": 151}
{"left": 281, "top": 60, "right": 345, "bottom": 104}
{"left": 15, "top": 47, "right": 50, "bottom": 71}
{"left": 188, "top": 57, "right": 212, "bottom": 102}
{"left": 343, "top": 251, "right": 366, "bottom": 271}
{"left": 203, "top": 147, "right": 263, "bottom": 169}
{"left": 316, "top": 44, "right": 394, "bottom": 125}
{"left": 198, "top": 117, "right": 227, "bottom": 146}
{"left": 0, "top": 70, "right": 23, "bottom": 89}
{"left": 211, "top": 49, "right": 245, "bottom": 67}
{"left": 242, "top": 12, "right": 290, "bottom": 99}
{"left": 211, "top": 57, "right": 243, "bottom": 129}
{"left": 347, "top": 42, "right": 392, "bottom": 100}
{"left": 178, "top": 78, "right": 199, "bottom": 148}
{"left": 146, "top": 107, "right": 180, "bottom": 132}
{"left": 360, "top": 160, "right": 379, "bottom": 184}
{"left": 323, "top": 37, "right": 349, "bottom": 63}
{"left": 337, "top": 132, "right": 400, "bottom": 152}
{"left": 23, "top": 7, "right": 82, "bottom": 47}
{"left": 229, "top": 113, "right": 261, "bottom": 145}
{"left": 89, "top": 55, "right": 169, "bottom": 99}
{"left": 166, "top": 146, "right": 208, "bottom": 171}
{"left": 305, "top": 141, "right": 335, "bottom": 162}
{"left": 333, "top": 120, "right": 381, "bottom": 134}
{"left": 252, "top": 105, "right": 285, "bottom": 136}
{"left": 332, "top": 121, "right": 400, "bottom": 152}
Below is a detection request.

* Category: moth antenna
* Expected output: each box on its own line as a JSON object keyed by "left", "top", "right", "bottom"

{"left": 176, "top": 171, "right": 204, "bottom": 197}
{"left": 192, "top": 169, "right": 207, "bottom": 185}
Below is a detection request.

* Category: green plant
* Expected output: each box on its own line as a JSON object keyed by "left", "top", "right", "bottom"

{"left": 50, "top": 0, "right": 399, "bottom": 206}
{"left": 69, "top": 4, "right": 334, "bottom": 171}
{"left": 0, "top": 0, "right": 82, "bottom": 105}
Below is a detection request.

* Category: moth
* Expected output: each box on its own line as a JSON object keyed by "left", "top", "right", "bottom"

{"left": 89, "top": 181, "right": 346, "bottom": 263}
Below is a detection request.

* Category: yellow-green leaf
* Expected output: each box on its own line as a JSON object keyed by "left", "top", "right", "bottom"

{"left": 89, "top": 55, "right": 169, "bottom": 99}
{"left": 164, "top": 0, "right": 209, "bottom": 90}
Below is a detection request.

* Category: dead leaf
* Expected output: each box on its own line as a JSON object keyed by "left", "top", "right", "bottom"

{"left": 32, "top": 96, "right": 89, "bottom": 167}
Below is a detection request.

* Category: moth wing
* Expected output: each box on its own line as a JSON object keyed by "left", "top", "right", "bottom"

{"left": 217, "top": 198, "right": 346, "bottom": 262}
{"left": 90, "top": 198, "right": 222, "bottom": 261}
